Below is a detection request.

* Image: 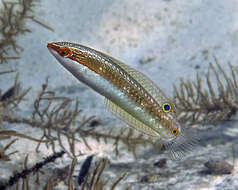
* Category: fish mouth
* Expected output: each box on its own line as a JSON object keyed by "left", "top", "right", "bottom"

{"left": 47, "top": 42, "right": 60, "bottom": 52}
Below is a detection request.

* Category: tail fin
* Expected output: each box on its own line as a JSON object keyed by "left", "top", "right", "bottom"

{"left": 163, "top": 127, "right": 200, "bottom": 160}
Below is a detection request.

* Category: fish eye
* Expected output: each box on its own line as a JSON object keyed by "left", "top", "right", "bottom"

{"left": 59, "top": 47, "right": 71, "bottom": 57}
{"left": 162, "top": 103, "right": 171, "bottom": 113}
{"left": 171, "top": 129, "right": 179, "bottom": 136}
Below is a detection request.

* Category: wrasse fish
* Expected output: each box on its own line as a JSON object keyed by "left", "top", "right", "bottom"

{"left": 47, "top": 42, "right": 198, "bottom": 160}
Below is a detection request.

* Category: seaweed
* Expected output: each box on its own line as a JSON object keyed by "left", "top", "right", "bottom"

{"left": 0, "top": 72, "right": 48, "bottom": 160}
{"left": 174, "top": 58, "right": 238, "bottom": 125}
{"left": 78, "top": 158, "right": 127, "bottom": 190}
{"left": 1, "top": 77, "right": 83, "bottom": 158}
{"left": 1, "top": 157, "right": 129, "bottom": 190}
{"left": 0, "top": 0, "right": 53, "bottom": 64}
{"left": 41, "top": 157, "right": 129, "bottom": 190}
{"left": 0, "top": 151, "right": 65, "bottom": 190}
{"left": 0, "top": 138, "right": 18, "bottom": 161}
{"left": 0, "top": 72, "right": 31, "bottom": 110}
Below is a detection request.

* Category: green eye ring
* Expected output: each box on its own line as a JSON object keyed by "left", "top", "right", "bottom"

{"left": 162, "top": 103, "right": 171, "bottom": 113}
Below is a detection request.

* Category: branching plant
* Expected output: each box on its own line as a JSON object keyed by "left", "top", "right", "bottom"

{"left": 1, "top": 76, "right": 84, "bottom": 158}
{"left": 0, "top": 72, "right": 48, "bottom": 161}
{"left": 75, "top": 157, "right": 128, "bottom": 190}
{"left": 174, "top": 58, "right": 238, "bottom": 125}
{"left": 0, "top": 0, "right": 53, "bottom": 64}
{"left": 0, "top": 151, "right": 65, "bottom": 190}
{"left": 0, "top": 156, "right": 129, "bottom": 190}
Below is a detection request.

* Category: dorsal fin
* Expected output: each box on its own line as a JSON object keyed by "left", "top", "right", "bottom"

{"left": 107, "top": 58, "right": 169, "bottom": 104}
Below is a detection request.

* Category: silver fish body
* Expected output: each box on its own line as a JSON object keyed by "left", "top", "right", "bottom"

{"left": 47, "top": 41, "right": 198, "bottom": 159}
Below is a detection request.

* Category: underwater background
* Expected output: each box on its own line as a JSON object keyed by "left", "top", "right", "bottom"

{"left": 1, "top": 0, "right": 238, "bottom": 189}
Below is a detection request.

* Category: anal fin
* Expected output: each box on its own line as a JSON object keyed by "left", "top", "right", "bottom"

{"left": 104, "top": 98, "right": 159, "bottom": 137}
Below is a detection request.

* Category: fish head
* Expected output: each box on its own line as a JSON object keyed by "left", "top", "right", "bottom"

{"left": 159, "top": 119, "right": 180, "bottom": 140}
{"left": 156, "top": 102, "right": 179, "bottom": 139}
{"left": 47, "top": 42, "right": 91, "bottom": 73}
{"left": 158, "top": 102, "right": 199, "bottom": 160}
